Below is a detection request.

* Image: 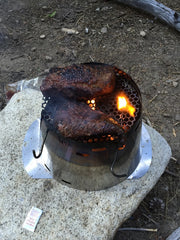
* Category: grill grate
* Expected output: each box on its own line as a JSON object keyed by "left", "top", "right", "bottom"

{"left": 41, "top": 68, "right": 141, "bottom": 143}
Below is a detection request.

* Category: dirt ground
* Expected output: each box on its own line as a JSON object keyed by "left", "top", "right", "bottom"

{"left": 0, "top": 0, "right": 179, "bottom": 239}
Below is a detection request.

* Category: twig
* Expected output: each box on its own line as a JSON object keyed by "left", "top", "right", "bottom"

{"left": 165, "top": 169, "right": 179, "bottom": 178}
{"left": 165, "top": 190, "right": 169, "bottom": 218}
{"left": 149, "top": 94, "right": 158, "bottom": 103}
{"left": 76, "top": 14, "right": 84, "bottom": 25}
{"left": 117, "top": 227, "right": 158, "bottom": 232}
{"left": 167, "top": 187, "right": 179, "bottom": 204}
{"left": 142, "top": 213, "right": 159, "bottom": 226}
{"left": 89, "top": 55, "right": 95, "bottom": 62}
{"left": 10, "top": 55, "right": 24, "bottom": 60}
{"left": 143, "top": 116, "right": 153, "bottom": 127}
{"left": 172, "top": 128, "right": 176, "bottom": 137}
{"left": 170, "top": 156, "right": 177, "bottom": 162}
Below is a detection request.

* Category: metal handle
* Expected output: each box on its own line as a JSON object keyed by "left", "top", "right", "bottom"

{"left": 32, "top": 130, "right": 49, "bottom": 158}
{"left": 110, "top": 150, "right": 127, "bottom": 178}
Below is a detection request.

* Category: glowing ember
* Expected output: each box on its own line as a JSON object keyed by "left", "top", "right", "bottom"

{"left": 118, "top": 145, "right": 126, "bottom": 150}
{"left": 87, "top": 98, "right": 96, "bottom": 110}
{"left": 117, "top": 93, "right": 135, "bottom": 117}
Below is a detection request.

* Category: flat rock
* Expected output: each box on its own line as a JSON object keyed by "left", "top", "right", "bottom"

{"left": 167, "top": 227, "right": 180, "bottom": 240}
{"left": 0, "top": 89, "right": 171, "bottom": 240}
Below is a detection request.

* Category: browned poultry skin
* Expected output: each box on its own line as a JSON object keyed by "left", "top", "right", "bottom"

{"left": 41, "top": 63, "right": 116, "bottom": 99}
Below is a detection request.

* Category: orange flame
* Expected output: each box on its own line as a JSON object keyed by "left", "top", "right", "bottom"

{"left": 117, "top": 93, "right": 135, "bottom": 117}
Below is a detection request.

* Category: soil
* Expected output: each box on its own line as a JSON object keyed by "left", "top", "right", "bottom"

{"left": 0, "top": 0, "right": 179, "bottom": 239}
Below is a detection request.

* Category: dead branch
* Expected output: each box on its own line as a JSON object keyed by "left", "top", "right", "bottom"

{"left": 115, "top": 0, "right": 180, "bottom": 32}
{"left": 142, "top": 213, "right": 159, "bottom": 226}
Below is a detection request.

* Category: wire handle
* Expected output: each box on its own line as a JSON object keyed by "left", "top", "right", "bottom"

{"left": 32, "top": 130, "right": 49, "bottom": 158}
{"left": 110, "top": 150, "right": 127, "bottom": 178}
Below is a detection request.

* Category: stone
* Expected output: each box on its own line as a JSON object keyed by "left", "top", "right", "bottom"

{"left": 0, "top": 89, "right": 171, "bottom": 240}
{"left": 101, "top": 6, "right": 112, "bottom": 11}
{"left": 42, "top": 6, "right": 48, "bottom": 10}
{"left": 31, "top": 47, "right": 36, "bottom": 52}
{"left": 172, "top": 81, "right": 178, "bottom": 87}
{"left": 163, "top": 55, "right": 172, "bottom": 66}
{"left": 101, "top": 27, "right": 107, "bottom": 33}
{"left": 163, "top": 113, "right": 171, "bottom": 118}
{"left": 140, "top": 30, "right": 146, "bottom": 37}
{"left": 72, "top": 50, "right": 77, "bottom": 58}
{"left": 120, "top": 23, "right": 124, "bottom": 28}
{"left": 40, "top": 34, "right": 46, "bottom": 39}
{"left": 61, "top": 28, "right": 79, "bottom": 35}
{"left": 175, "top": 113, "right": 180, "bottom": 121}
{"left": 44, "top": 69, "right": 49, "bottom": 74}
{"left": 45, "top": 56, "right": 52, "bottom": 61}
{"left": 166, "top": 227, "right": 180, "bottom": 240}
{"left": 127, "top": 27, "right": 132, "bottom": 32}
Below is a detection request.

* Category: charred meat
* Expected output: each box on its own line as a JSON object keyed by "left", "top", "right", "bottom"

{"left": 53, "top": 99, "right": 124, "bottom": 139}
{"left": 41, "top": 62, "right": 125, "bottom": 139}
{"left": 41, "top": 62, "right": 116, "bottom": 100}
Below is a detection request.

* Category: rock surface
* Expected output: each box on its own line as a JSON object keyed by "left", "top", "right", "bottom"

{"left": 0, "top": 89, "right": 171, "bottom": 240}
{"left": 166, "top": 227, "right": 180, "bottom": 240}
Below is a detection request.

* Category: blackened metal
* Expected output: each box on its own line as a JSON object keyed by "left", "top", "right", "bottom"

{"left": 110, "top": 150, "right": 128, "bottom": 178}
{"left": 33, "top": 129, "right": 49, "bottom": 158}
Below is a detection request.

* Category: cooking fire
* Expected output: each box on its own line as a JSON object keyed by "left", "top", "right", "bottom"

{"left": 40, "top": 62, "right": 141, "bottom": 142}
{"left": 117, "top": 93, "right": 136, "bottom": 117}
{"left": 24, "top": 62, "right": 146, "bottom": 191}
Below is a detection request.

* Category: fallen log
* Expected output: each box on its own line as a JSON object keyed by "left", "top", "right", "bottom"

{"left": 115, "top": 0, "right": 180, "bottom": 32}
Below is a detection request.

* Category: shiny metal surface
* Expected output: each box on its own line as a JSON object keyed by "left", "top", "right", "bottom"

{"left": 22, "top": 120, "right": 152, "bottom": 189}
{"left": 22, "top": 119, "right": 53, "bottom": 179}
{"left": 128, "top": 124, "right": 152, "bottom": 179}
